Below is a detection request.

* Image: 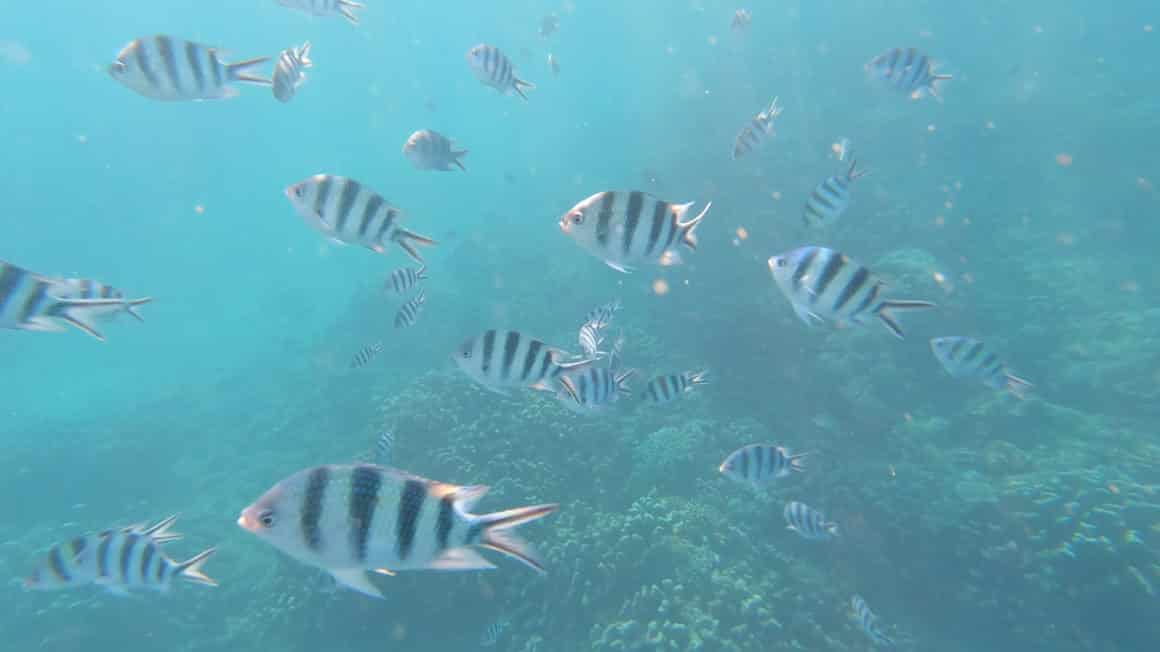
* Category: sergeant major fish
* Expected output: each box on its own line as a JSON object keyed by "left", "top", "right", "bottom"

{"left": 454, "top": 329, "right": 591, "bottom": 400}
{"left": 50, "top": 278, "right": 152, "bottom": 322}
{"left": 394, "top": 290, "right": 426, "bottom": 329}
{"left": 732, "top": 97, "right": 782, "bottom": 160}
{"left": 584, "top": 299, "right": 621, "bottom": 330}
{"left": 285, "top": 175, "right": 437, "bottom": 262}
{"left": 719, "top": 444, "right": 806, "bottom": 487}
{"left": 481, "top": 616, "right": 512, "bottom": 646}
{"left": 642, "top": 370, "right": 709, "bottom": 404}
{"left": 556, "top": 338, "right": 633, "bottom": 414}
{"left": 578, "top": 321, "right": 604, "bottom": 359}
{"left": 350, "top": 342, "right": 384, "bottom": 369}
{"left": 237, "top": 464, "right": 559, "bottom": 598}
{"left": 930, "top": 336, "right": 1032, "bottom": 398}
{"left": 403, "top": 130, "right": 468, "bottom": 172}
{"left": 767, "top": 246, "right": 935, "bottom": 339}
{"left": 783, "top": 501, "right": 838, "bottom": 541}
{"left": 802, "top": 160, "right": 868, "bottom": 228}
{"left": 108, "top": 35, "right": 270, "bottom": 101}
{"left": 273, "top": 41, "right": 313, "bottom": 103}
{"left": 385, "top": 266, "right": 427, "bottom": 294}
{"left": 467, "top": 44, "right": 535, "bottom": 101}
{"left": 866, "top": 47, "right": 951, "bottom": 99}
{"left": 277, "top": 0, "right": 364, "bottom": 25}
{"left": 559, "top": 191, "right": 711, "bottom": 273}
{"left": 851, "top": 595, "right": 895, "bottom": 647}
{"left": 0, "top": 260, "right": 138, "bottom": 341}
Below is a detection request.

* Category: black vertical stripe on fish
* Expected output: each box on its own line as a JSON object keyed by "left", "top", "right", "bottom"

{"left": 850, "top": 279, "right": 881, "bottom": 317}
{"left": 521, "top": 339, "right": 543, "bottom": 381}
{"left": 120, "top": 533, "right": 139, "bottom": 583}
{"left": 435, "top": 495, "right": 454, "bottom": 551}
{"left": 156, "top": 36, "right": 180, "bottom": 95}
{"left": 155, "top": 557, "right": 168, "bottom": 583}
{"left": 139, "top": 542, "right": 155, "bottom": 583}
{"left": 313, "top": 176, "right": 333, "bottom": 224}
{"left": 348, "top": 465, "right": 382, "bottom": 563}
{"left": 578, "top": 372, "right": 589, "bottom": 401}
{"left": 19, "top": 283, "right": 48, "bottom": 324}
{"left": 0, "top": 264, "right": 23, "bottom": 312}
{"left": 501, "top": 331, "right": 520, "bottom": 380}
{"left": 208, "top": 49, "right": 222, "bottom": 89}
{"left": 335, "top": 179, "right": 360, "bottom": 232}
{"left": 481, "top": 330, "right": 496, "bottom": 374}
{"left": 395, "top": 479, "right": 426, "bottom": 560}
{"left": 622, "top": 191, "right": 644, "bottom": 255}
{"left": 949, "top": 338, "right": 966, "bottom": 360}
{"left": 537, "top": 347, "right": 554, "bottom": 382}
{"left": 833, "top": 266, "right": 869, "bottom": 311}
{"left": 811, "top": 189, "right": 838, "bottom": 212}
{"left": 300, "top": 466, "right": 329, "bottom": 552}
{"left": 185, "top": 41, "right": 204, "bottom": 93}
{"left": 739, "top": 447, "right": 749, "bottom": 479}
{"left": 70, "top": 537, "right": 87, "bottom": 558}
{"left": 791, "top": 248, "right": 819, "bottom": 293}
{"left": 374, "top": 207, "right": 398, "bottom": 243}
{"left": 48, "top": 546, "right": 70, "bottom": 582}
{"left": 595, "top": 192, "right": 615, "bottom": 249}
{"left": 359, "top": 194, "right": 384, "bottom": 237}
{"left": 645, "top": 200, "right": 667, "bottom": 256}
{"left": 980, "top": 352, "right": 999, "bottom": 372}
{"left": 965, "top": 341, "right": 984, "bottom": 362}
{"left": 97, "top": 534, "right": 112, "bottom": 578}
{"left": 812, "top": 252, "right": 845, "bottom": 301}
{"left": 135, "top": 40, "right": 159, "bottom": 89}
{"left": 486, "top": 47, "right": 496, "bottom": 81}
{"left": 659, "top": 210, "right": 679, "bottom": 252}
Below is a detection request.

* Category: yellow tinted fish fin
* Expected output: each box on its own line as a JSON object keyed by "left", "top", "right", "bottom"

{"left": 329, "top": 568, "right": 383, "bottom": 598}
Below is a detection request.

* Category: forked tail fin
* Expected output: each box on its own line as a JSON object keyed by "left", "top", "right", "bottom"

{"left": 512, "top": 77, "right": 535, "bottom": 101}
{"left": 1005, "top": 373, "right": 1033, "bottom": 400}
{"left": 177, "top": 547, "right": 217, "bottom": 587}
{"left": 226, "top": 57, "right": 272, "bottom": 86}
{"left": 679, "top": 202, "right": 711, "bottom": 250}
{"left": 125, "top": 297, "right": 152, "bottom": 322}
{"left": 337, "top": 0, "right": 364, "bottom": 25}
{"left": 452, "top": 150, "right": 468, "bottom": 171}
{"left": 48, "top": 298, "right": 132, "bottom": 341}
{"left": 393, "top": 229, "right": 438, "bottom": 263}
{"left": 876, "top": 300, "right": 936, "bottom": 340}
{"left": 472, "top": 503, "right": 558, "bottom": 574}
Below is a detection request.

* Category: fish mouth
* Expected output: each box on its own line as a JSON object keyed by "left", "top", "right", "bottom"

{"left": 558, "top": 218, "right": 570, "bottom": 233}
{"left": 237, "top": 510, "right": 258, "bottom": 532}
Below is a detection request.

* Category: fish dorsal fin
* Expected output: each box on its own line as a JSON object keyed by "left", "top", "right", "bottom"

{"left": 454, "top": 485, "right": 490, "bottom": 513}
{"left": 329, "top": 569, "right": 384, "bottom": 599}
{"left": 430, "top": 548, "right": 496, "bottom": 571}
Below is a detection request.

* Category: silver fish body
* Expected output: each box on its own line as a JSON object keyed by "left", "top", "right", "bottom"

{"left": 350, "top": 342, "right": 384, "bottom": 369}
{"left": 930, "top": 336, "right": 1032, "bottom": 398}
{"left": 584, "top": 299, "right": 621, "bottom": 330}
{"left": 577, "top": 321, "right": 603, "bottom": 359}
{"left": 394, "top": 290, "right": 426, "bottom": 328}
{"left": 0, "top": 260, "right": 136, "bottom": 341}
{"left": 277, "top": 0, "right": 363, "bottom": 24}
{"left": 285, "top": 175, "right": 437, "bottom": 262}
{"left": 784, "top": 501, "right": 838, "bottom": 540}
{"left": 732, "top": 97, "right": 782, "bottom": 160}
{"left": 802, "top": 160, "right": 868, "bottom": 228}
{"left": 559, "top": 191, "right": 711, "bottom": 273}
{"left": 556, "top": 366, "right": 634, "bottom": 414}
{"left": 49, "top": 277, "right": 151, "bottom": 322}
{"left": 767, "top": 246, "right": 935, "bottom": 339}
{"left": 108, "top": 35, "right": 270, "bottom": 101}
{"left": 385, "top": 265, "right": 427, "bottom": 294}
{"left": 719, "top": 444, "right": 806, "bottom": 486}
{"left": 642, "top": 370, "right": 708, "bottom": 404}
{"left": 466, "top": 44, "right": 535, "bottom": 100}
{"left": 273, "top": 42, "right": 313, "bottom": 103}
{"left": 237, "top": 464, "right": 558, "bottom": 598}
{"left": 403, "top": 130, "right": 467, "bottom": 172}
{"left": 851, "top": 595, "right": 895, "bottom": 647}
{"left": 866, "top": 47, "right": 951, "bottom": 98}
{"left": 454, "top": 329, "right": 591, "bottom": 398}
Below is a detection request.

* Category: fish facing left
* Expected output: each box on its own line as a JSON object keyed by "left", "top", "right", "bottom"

{"left": 108, "top": 35, "right": 271, "bottom": 101}
{"left": 0, "top": 260, "right": 144, "bottom": 341}
{"left": 559, "top": 191, "right": 711, "bottom": 273}
{"left": 394, "top": 290, "right": 426, "bottom": 328}
{"left": 237, "top": 464, "right": 559, "bottom": 598}
{"left": 272, "top": 41, "right": 313, "bottom": 103}
{"left": 277, "top": 0, "right": 364, "bottom": 25}
{"left": 719, "top": 444, "right": 806, "bottom": 487}
{"left": 466, "top": 44, "right": 535, "bottom": 101}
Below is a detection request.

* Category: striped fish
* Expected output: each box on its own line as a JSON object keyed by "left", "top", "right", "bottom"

{"left": 930, "top": 336, "right": 1032, "bottom": 398}
{"left": 783, "top": 501, "right": 838, "bottom": 541}
{"left": 767, "top": 247, "right": 935, "bottom": 339}
{"left": 466, "top": 44, "right": 535, "bottom": 100}
{"left": 559, "top": 191, "right": 711, "bottom": 273}
{"left": 0, "top": 260, "right": 135, "bottom": 341}
{"left": 394, "top": 290, "right": 426, "bottom": 329}
{"left": 578, "top": 321, "right": 603, "bottom": 359}
{"left": 584, "top": 299, "right": 621, "bottom": 330}
{"left": 272, "top": 41, "right": 313, "bottom": 103}
{"left": 385, "top": 266, "right": 427, "bottom": 294}
{"left": 374, "top": 431, "right": 395, "bottom": 466}
{"left": 719, "top": 444, "right": 806, "bottom": 487}
{"left": 802, "top": 160, "right": 868, "bottom": 228}
{"left": 642, "top": 370, "right": 708, "bottom": 404}
{"left": 732, "top": 96, "right": 782, "bottom": 160}
{"left": 285, "top": 175, "right": 437, "bottom": 262}
{"left": 403, "top": 130, "right": 468, "bottom": 172}
{"left": 731, "top": 9, "right": 752, "bottom": 32}
{"left": 556, "top": 366, "right": 634, "bottom": 414}
{"left": 237, "top": 464, "right": 559, "bottom": 598}
{"left": 866, "top": 47, "right": 951, "bottom": 99}
{"left": 108, "top": 35, "right": 270, "bottom": 101}
{"left": 453, "top": 329, "right": 592, "bottom": 399}
{"left": 50, "top": 277, "right": 152, "bottom": 322}
{"left": 24, "top": 516, "right": 216, "bottom": 593}
{"left": 481, "top": 617, "right": 511, "bottom": 646}
{"left": 851, "top": 595, "right": 895, "bottom": 647}
{"left": 277, "top": 0, "right": 364, "bottom": 25}
{"left": 350, "top": 342, "right": 384, "bottom": 369}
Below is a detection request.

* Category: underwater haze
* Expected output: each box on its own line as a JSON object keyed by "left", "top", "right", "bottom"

{"left": 1, "top": 0, "right": 1158, "bottom": 650}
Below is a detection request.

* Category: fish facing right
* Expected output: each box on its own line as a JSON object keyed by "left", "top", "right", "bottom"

{"left": 49, "top": 277, "right": 152, "bottom": 323}
{"left": 108, "top": 35, "right": 271, "bottom": 101}
{"left": 237, "top": 464, "right": 559, "bottom": 598}
{"left": 277, "top": 0, "right": 364, "bottom": 25}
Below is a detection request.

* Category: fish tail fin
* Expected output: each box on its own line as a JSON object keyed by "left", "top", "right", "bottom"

{"left": 876, "top": 300, "right": 936, "bottom": 339}
{"left": 452, "top": 150, "right": 468, "bottom": 171}
{"left": 848, "top": 159, "right": 870, "bottom": 180}
{"left": 298, "top": 42, "right": 313, "bottom": 67}
{"left": 226, "top": 57, "right": 272, "bottom": 86}
{"left": 688, "top": 369, "right": 710, "bottom": 386}
{"left": 614, "top": 369, "right": 636, "bottom": 397}
{"left": 767, "top": 96, "right": 782, "bottom": 118}
{"left": 393, "top": 229, "right": 438, "bottom": 263}
{"left": 512, "top": 77, "right": 535, "bottom": 101}
{"left": 1005, "top": 374, "right": 1033, "bottom": 400}
{"left": 176, "top": 547, "right": 217, "bottom": 587}
{"left": 679, "top": 201, "right": 712, "bottom": 250}
{"left": 474, "top": 503, "right": 559, "bottom": 575}
{"left": 416, "top": 265, "right": 428, "bottom": 280}
{"left": 140, "top": 514, "right": 182, "bottom": 543}
{"left": 929, "top": 73, "right": 953, "bottom": 97}
{"left": 337, "top": 0, "right": 364, "bottom": 25}
{"left": 827, "top": 522, "right": 840, "bottom": 538}
{"left": 789, "top": 451, "right": 808, "bottom": 473}
{"left": 125, "top": 297, "right": 152, "bottom": 322}
{"left": 48, "top": 298, "right": 128, "bottom": 341}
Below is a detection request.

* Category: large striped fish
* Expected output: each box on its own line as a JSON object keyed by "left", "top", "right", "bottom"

{"left": 403, "top": 130, "right": 468, "bottom": 172}
{"left": 559, "top": 191, "right": 711, "bottom": 273}
{"left": 50, "top": 277, "right": 152, "bottom": 322}
{"left": 731, "top": 96, "right": 782, "bottom": 160}
{"left": 285, "top": 175, "right": 437, "bottom": 262}
{"left": 719, "top": 444, "right": 806, "bottom": 487}
{"left": 272, "top": 41, "right": 313, "bottom": 103}
{"left": 851, "top": 595, "right": 895, "bottom": 647}
{"left": 866, "top": 47, "right": 951, "bottom": 99}
{"left": 453, "top": 329, "right": 590, "bottom": 399}
{"left": 237, "top": 464, "right": 559, "bottom": 598}
{"left": 108, "top": 35, "right": 270, "bottom": 101}
{"left": 0, "top": 260, "right": 137, "bottom": 341}
{"left": 277, "top": 0, "right": 364, "bottom": 25}
{"left": 802, "top": 160, "right": 868, "bottom": 228}
{"left": 466, "top": 44, "right": 535, "bottom": 100}
{"left": 767, "top": 246, "right": 935, "bottom": 339}
{"left": 930, "top": 336, "right": 1032, "bottom": 398}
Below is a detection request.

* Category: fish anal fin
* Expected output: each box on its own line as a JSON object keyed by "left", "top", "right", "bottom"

{"left": 430, "top": 548, "right": 497, "bottom": 571}
{"left": 604, "top": 260, "right": 633, "bottom": 273}
{"left": 330, "top": 568, "right": 383, "bottom": 598}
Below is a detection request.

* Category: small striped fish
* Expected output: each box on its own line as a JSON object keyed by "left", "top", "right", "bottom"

{"left": 930, "top": 336, "right": 1032, "bottom": 398}
{"left": 578, "top": 321, "right": 603, "bottom": 359}
{"left": 732, "top": 96, "right": 782, "bottom": 160}
{"left": 641, "top": 370, "right": 709, "bottom": 404}
{"left": 802, "top": 160, "right": 868, "bottom": 228}
{"left": 277, "top": 0, "right": 364, "bottom": 25}
{"left": 394, "top": 291, "right": 426, "bottom": 329}
{"left": 350, "top": 342, "right": 384, "bottom": 369}
{"left": 767, "top": 247, "right": 935, "bottom": 339}
{"left": 559, "top": 191, "right": 711, "bottom": 273}
{"left": 0, "top": 260, "right": 136, "bottom": 341}
{"left": 374, "top": 431, "right": 395, "bottom": 466}
{"left": 272, "top": 41, "right": 313, "bottom": 103}
{"left": 403, "top": 130, "right": 468, "bottom": 172}
{"left": 454, "top": 329, "right": 591, "bottom": 399}
{"left": 385, "top": 266, "right": 427, "bottom": 294}
{"left": 108, "top": 35, "right": 270, "bottom": 102}
{"left": 50, "top": 277, "right": 152, "bottom": 322}
{"left": 866, "top": 47, "right": 951, "bottom": 99}
{"left": 784, "top": 501, "right": 838, "bottom": 541}
{"left": 467, "top": 44, "right": 534, "bottom": 100}
{"left": 237, "top": 464, "right": 559, "bottom": 598}
{"left": 719, "top": 444, "right": 806, "bottom": 486}
{"left": 24, "top": 516, "right": 216, "bottom": 593}
{"left": 584, "top": 299, "right": 622, "bottom": 330}
{"left": 851, "top": 595, "right": 895, "bottom": 647}
{"left": 481, "top": 617, "right": 511, "bottom": 646}
{"left": 731, "top": 9, "right": 752, "bottom": 32}
{"left": 285, "top": 175, "right": 437, "bottom": 262}
{"left": 556, "top": 367, "right": 634, "bottom": 414}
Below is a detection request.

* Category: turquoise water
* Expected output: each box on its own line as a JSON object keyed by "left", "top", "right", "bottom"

{"left": 2, "top": 1, "right": 1157, "bottom": 650}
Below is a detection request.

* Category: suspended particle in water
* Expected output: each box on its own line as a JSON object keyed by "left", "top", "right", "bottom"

{"left": 1135, "top": 177, "right": 1152, "bottom": 192}
{"left": 1146, "top": 25, "right": 1154, "bottom": 33}
{"left": 986, "top": 120, "right": 996, "bottom": 129}
{"left": 707, "top": 35, "right": 718, "bottom": 46}
{"left": 736, "top": 227, "right": 748, "bottom": 240}
{"left": 75, "top": 135, "right": 88, "bottom": 145}
{"left": 194, "top": 204, "right": 205, "bottom": 215}
{"left": 944, "top": 200, "right": 954, "bottom": 209}
{"left": 1056, "top": 232, "right": 1075, "bottom": 246}
{"left": 1120, "top": 280, "right": 1138, "bottom": 293}
{"left": 927, "top": 124, "right": 937, "bottom": 132}
{"left": 932, "top": 271, "right": 946, "bottom": 284}
{"left": 771, "top": 191, "right": 781, "bottom": 201}
{"left": 1033, "top": 25, "right": 1044, "bottom": 34}
{"left": 934, "top": 215, "right": 945, "bottom": 226}
{"left": 659, "top": 250, "right": 679, "bottom": 266}
{"left": 1056, "top": 153, "right": 1074, "bottom": 167}
{"left": 652, "top": 279, "right": 669, "bottom": 296}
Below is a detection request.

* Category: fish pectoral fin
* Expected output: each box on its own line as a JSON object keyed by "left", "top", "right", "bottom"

{"left": 603, "top": 260, "right": 633, "bottom": 274}
{"left": 329, "top": 569, "right": 384, "bottom": 599}
{"left": 430, "top": 548, "right": 497, "bottom": 571}
{"left": 791, "top": 303, "right": 820, "bottom": 326}
{"left": 372, "top": 567, "right": 396, "bottom": 576}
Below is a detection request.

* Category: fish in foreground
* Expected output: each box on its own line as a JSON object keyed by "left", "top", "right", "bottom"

{"left": 237, "top": 464, "right": 559, "bottom": 598}
{"left": 719, "top": 444, "right": 806, "bottom": 486}
{"left": 481, "top": 616, "right": 512, "bottom": 646}
{"left": 277, "top": 0, "right": 363, "bottom": 25}
{"left": 559, "top": 191, "right": 711, "bottom": 273}
{"left": 732, "top": 97, "right": 782, "bottom": 160}
{"left": 0, "top": 260, "right": 138, "bottom": 341}
{"left": 731, "top": 9, "right": 752, "bottom": 32}
{"left": 273, "top": 41, "right": 313, "bottom": 103}
{"left": 784, "top": 501, "right": 838, "bottom": 540}
{"left": 385, "top": 266, "right": 427, "bottom": 294}
{"left": 108, "top": 35, "right": 270, "bottom": 101}
{"left": 767, "top": 246, "right": 935, "bottom": 339}
{"left": 285, "top": 175, "right": 437, "bottom": 262}
{"left": 851, "top": 595, "right": 895, "bottom": 647}
{"left": 930, "top": 336, "right": 1032, "bottom": 398}
{"left": 403, "top": 130, "right": 468, "bottom": 172}
{"left": 24, "top": 516, "right": 216, "bottom": 593}
{"left": 467, "top": 44, "right": 535, "bottom": 101}
{"left": 584, "top": 299, "right": 622, "bottom": 330}
{"left": 50, "top": 278, "right": 152, "bottom": 322}
{"left": 454, "top": 329, "right": 591, "bottom": 400}
{"left": 802, "top": 160, "right": 869, "bottom": 228}
{"left": 866, "top": 47, "right": 951, "bottom": 99}
{"left": 642, "top": 370, "right": 709, "bottom": 404}
{"left": 394, "top": 290, "right": 426, "bottom": 328}
{"left": 350, "top": 342, "right": 384, "bottom": 369}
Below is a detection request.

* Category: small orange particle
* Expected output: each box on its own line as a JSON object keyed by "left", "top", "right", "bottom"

{"left": 1056, "top": 153, "right": 1073, "bottom": 167}
{"left": 194, "top": 204, "right": 205, "bottom": 214}
{"left": 736, "top": 227, "right": 748, "bottom": 240}
{"left": 652, "top": 279, "right": 670, "bottom": 296}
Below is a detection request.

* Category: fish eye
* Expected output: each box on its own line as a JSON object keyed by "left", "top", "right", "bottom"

{"left": 775, "top": 258, "right": 787, "bottom": 268}
{"left": 293, "top": 186, "right": 304, "bottom": 198}
{"left": 258, "top": 509, "right": 276, "bottom": 528}
{"left": 570, "top": 211, "right": 584, "bottom": 224}
{"left": 109, "top": 61, "right": 126, "bottom": 75}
